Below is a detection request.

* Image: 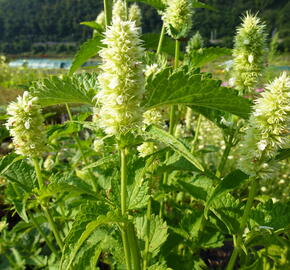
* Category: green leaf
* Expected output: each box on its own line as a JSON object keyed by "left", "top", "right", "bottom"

{"left": 177, "top": 176, "right": 214, "bottom": 202}
{"left": 275, "top": 148, "right": 290, "bottom": 161}
{"left": 164, "top": 153, "right": 201, "bottom": 172}
{"left": 80, "top": 21, "right": 103, "bottom": 32}
{"left": 63, "top": 211, "right": 126, "bottom": 270}
{"left": 127, "top": 177, "right": 149, "bottom": 210}
{"left": 191, "top": 1, "right": 218, "bottom": 11}
{"left": 135, "top": 214, "right": 168, "bottom": 258}
{"left": 69, "top": 34, "right": 103, "bottom": 74}
{"left": 204, "top": 170, "right": 249, "bottom": 218}
{"left": 210, "top": 193, "right": 242, "bottom": 233}
{"left": 142, "top": 33, "right": 181, "bottom": 57}
{"left": 187, "top": 47, "right": 231, "bottom": 67}
{"left": 0, "top": 153, "right": 21, "bottom": 174}
{"left": 143, "top": 67, "right": 252, "bottom": 119}
{"left": 3, "top": 160, "right": 36, "bottom": 193}
{"left": 127, "top": 0, "right": 166, "bottom": 10}
{"left": 30, "top": 72, "right": 98, "bottom": 107}
{"left": 250, "top": 200, "right": 290, "bottom": 231}
{"left": 148, "top": 263, "right": 172, "bottom": 270}
{"left": 145, "top": 125, "right": 204, "bottom": 171}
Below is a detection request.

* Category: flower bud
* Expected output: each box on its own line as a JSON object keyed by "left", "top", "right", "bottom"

{"left": 162, "top": 0, "right": 193, "bottom": 39}
{"left": 6, "top": 91, "right": 46, "bottom": 157}
{"left": 112, "top": 0, "right": 127, "bottom": 22}
{"left": 129, "top": 3, "right": 142, "bottom": 28}
{"left": 232, "top": 12, "right": 267, "bottom": 94}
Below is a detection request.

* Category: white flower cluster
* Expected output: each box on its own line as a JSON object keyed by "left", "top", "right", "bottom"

{"left": 143, "top": 108, "right": 163, "bottom": 127}
{"left": 137, "top": 142, "right": 157, "bottom": 157}
{"left": 232, "top": 12, "right": 267, "bottom": 94}
{"left": 112, "top": 0, "right": 127, "bottom": 21}
{"left": 96, "top": 1, "right": 145, "bottom": 136}
{"left": 239, "top": 73, "right": 290, "bottom": 176}
{"left": 162, "top": 0, "right": 193, "bottom": 39}
{"left": 6, "top": 91, "right": 46, "bottom": 157}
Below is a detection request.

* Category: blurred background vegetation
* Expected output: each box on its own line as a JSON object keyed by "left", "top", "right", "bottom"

{"left": 0, "top": 0, "right": 290, "bottom": 55}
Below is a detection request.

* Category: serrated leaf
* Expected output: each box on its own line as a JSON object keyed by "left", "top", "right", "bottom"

{"left": 127, "top": 177, "right": 149, "bottom": 210}
{"left": 135, "top": 214, "right": 168, "bottom": 258}
{"left": 62, "top": 211, "right": 126, "bottom": 270}
{"left": 0, "top": 153, "right": 22, "bottom": 174}
{"left": 177, "top": 176, "right": 213, "bottom": 202}
{"left": 30, "top": 73, "right": 98, "bottom": 107}
{"left": 164, "top": 153, "right": 201, "bottom": 172}
{"left": 187, "top": 47, "right": 231, "bottom": 67}
{"left": 191, "top": 1, "right": 218, "bottom": 11}
{"left": 127, "top": 0, "right": 166, "bottom": 10}
{"left": 143, "top": 67, "right": 252, "bottom": 119}
{"left": 145, "top": 125, "right": 204, "bottom": 171}
{"left": 250, "top": 200, "right": 290, "bottom": 230}
{"left": 3, "top": 160, "right": 36, "bottom": 192}
{"left": 210, "top": 193, "right": 242, "bottom": 233}
{"left": 205, "top": 170, "right": 249, "bottom": 218}
{"left": 81, "top": 21, "right": 103, "bottom": 32}
{"left": 69, "top": 34, "right": 103, "bottom": 74}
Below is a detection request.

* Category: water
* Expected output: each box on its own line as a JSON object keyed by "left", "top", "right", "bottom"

{"left": 8, "top": 58, "right": 99, "bottom": 69}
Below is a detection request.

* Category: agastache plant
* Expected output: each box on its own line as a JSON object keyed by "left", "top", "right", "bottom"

{"left": 232, "top": 12, "right": 267, "bottom": 95}
{"left": 227, "top": 72, "right": 290, "bottom": 270}
{"left": 129, "top": 3, "right": 142, "bottom": 28}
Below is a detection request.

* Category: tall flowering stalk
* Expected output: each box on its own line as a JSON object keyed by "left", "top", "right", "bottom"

{"left": 6, "top": 91, "right": 63, "bottom": 250}
{"left": 227, "top": 73, "right": 290, "bottom": 270}
{"left": 96, "top": 2, "right": 144, "bottom": 269}
{"left": 129, "top": 3, "right": 142, "bottom": 28}
{"left": 232, "top": 12, "right": 267, "bottom": 95}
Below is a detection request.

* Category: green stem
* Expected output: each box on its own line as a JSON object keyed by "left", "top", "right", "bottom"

{"left": 159, "top": 39, "right": 180, "bottom": 217}
{"left": 191, "top": 114, "right": 202, "bottom": 150}
{"left": 33, "top": 158, "right": 44, "bottom": 190}
{"left": 65, "top": 104, "right": 98, "bottom": 191}
{"left": 156, "top": 23, "right": 166, "bottom": 55}
{"left": 120, "top": 148, "right": 133, "bottom": 270}
{"left": 127, "top": 223, "right": 141, "bottom": 270}
{"left": 226, "top": 178, "right": 258, "bottom": 270}
{"left": 103, "top": 0, "right": 112, "bottom": 27}
{"left": 174, "top": 39, "right": 180, "bottom": 69}
{"left": 42, "top": 206, "right": 64, "bottom": 250}
{"left": 216, "top": 137, "right": 233, "bottom": 177}
{"left": 29, "top": 212, "right": 59, "bottom": 256}
{"left": 143, "top": 198, "right": 152, "bottom": 270}
{"left": 32, "top": 158, "right": 64, "bottom": 250}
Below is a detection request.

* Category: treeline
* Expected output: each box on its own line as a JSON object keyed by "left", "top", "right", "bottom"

{"left": 0, "top": 0, "right": 289, "bottom": 54}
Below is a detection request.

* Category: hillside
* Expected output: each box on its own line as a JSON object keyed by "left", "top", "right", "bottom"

{"left": 0, "top": 0, "right": 289, "bottom": 54}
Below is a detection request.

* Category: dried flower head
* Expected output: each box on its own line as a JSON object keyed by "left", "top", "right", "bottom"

{"left": 96, "top": 10, "right": 145, "bottom": 136}
{"left": 162, "top": 0, "right": 193, "bottom": 39}
{"left": 239, "top": 73, "right": 290, "bottom": 176}
{"left": 6, "top": 91, "right": 46, "bottom": 157}
{"left": 232, "top": 12, "right": 267, "bottom": 94}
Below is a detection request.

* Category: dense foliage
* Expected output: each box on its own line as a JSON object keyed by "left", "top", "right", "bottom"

{"left": 1, "top": 0, "right": 290, "bottom": 270}
{"left": 1, "top": 0, "right": 290, "bottom": 54}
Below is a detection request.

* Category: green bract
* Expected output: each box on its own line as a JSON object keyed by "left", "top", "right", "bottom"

{"left": 6, "top": 91, "right": 46, "bottom": 157}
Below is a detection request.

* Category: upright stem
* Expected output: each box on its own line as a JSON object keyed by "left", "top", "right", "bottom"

{"left": 65, "top": 104, "right": 98, "bottom": 191}
{"left": 143, "top": 197, "right": 152, "bottom": 269}
{"left": 160, "top": 39, "right": 180, "bottom": 217}
{"left": 216, "top": 139, "right": 233, "bottom": 177}
{"left": 29, "top": 213, "right": 58, "bottom": 256}
{"left": 156, "top": 23, "right": 166, "bottom": 55}
{"left": 226, "top": 178, "right": 258, "bottom": 270}
{"left": 191, "top": 114, "right": 202, "bottom": 150}
{"left": 103, "top": 0, "right": 112, "bottom": 27}
{"left": 120, "top": 147, "right": 133, "bottom": 270}
{"left": 32, "top": 158, "right": 64, "bottom": 250}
